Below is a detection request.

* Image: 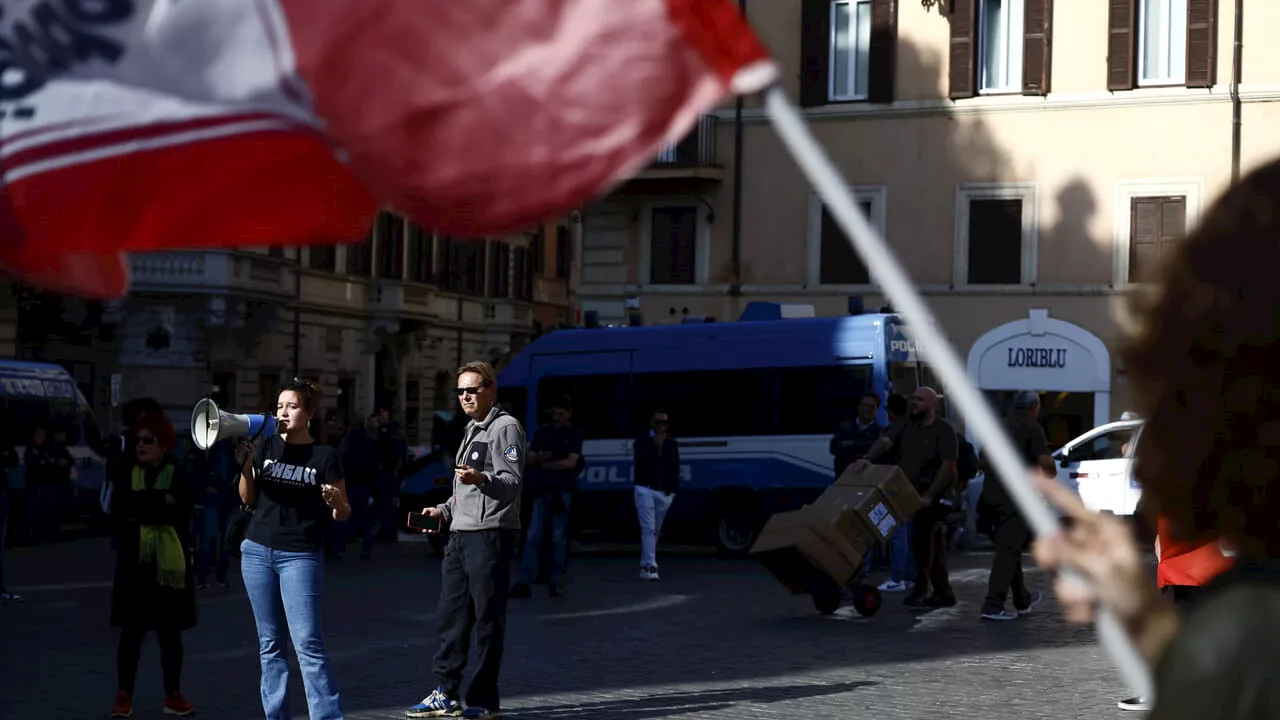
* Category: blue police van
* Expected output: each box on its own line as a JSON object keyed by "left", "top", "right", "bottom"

{"left": 0, "top": 361, "right": 109, "bottom": 540}
{"left": 399, "top": 303, "right": 944, "bottom": 555}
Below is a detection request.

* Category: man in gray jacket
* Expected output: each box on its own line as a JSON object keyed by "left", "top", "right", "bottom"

{"left": 407, "top": 361, "right": 525, "bottom": 720}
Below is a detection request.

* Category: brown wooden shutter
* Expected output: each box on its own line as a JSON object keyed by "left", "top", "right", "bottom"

{"left": 1107, "top": 0, "right": 1136, "bottom": 91}
{"left": 800, "top": 0, "right": 831, "bottom": 107}
{"left": 868, "top": 0, "right": 897, "bottom": 103}
{"left": 1186, "top": 0, "right": 1218, "bottom": 88}
{"left": 1022, "top": 0, "right": 1053, "bottom": 95}
{"left": 948, "top": 0, "right": 976, "bottom": 100}
{"left": 1129, "top": 196, "right": 1186, "bottom": 282}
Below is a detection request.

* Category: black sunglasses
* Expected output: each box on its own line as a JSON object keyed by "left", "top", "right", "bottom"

{"left": 135, "top": 436, "right": 157, "bottom": 446}
{"left": 652, "top": 419, "right": 669, "bottom": 426}
{"left": 455, "top": 383, "right": 489, "bottom": 397}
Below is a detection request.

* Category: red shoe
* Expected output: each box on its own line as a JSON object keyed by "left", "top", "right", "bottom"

{"left": 163, "top": 692, "right": 195, "bottom": 716}
{"left": 109, "top": 691, "right": 133, "bottom": 718}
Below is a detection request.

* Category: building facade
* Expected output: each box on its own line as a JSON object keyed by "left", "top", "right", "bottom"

{"left": 578, "top": 0, "right": 1279, "bottom": 445}
{"left": 0, "top": 212, "right": 580, "bottom": 445}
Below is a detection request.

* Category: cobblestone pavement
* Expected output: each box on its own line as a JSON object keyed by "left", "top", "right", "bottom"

{"left": 1, "top": 536, "right": 1137, "bottom": 720}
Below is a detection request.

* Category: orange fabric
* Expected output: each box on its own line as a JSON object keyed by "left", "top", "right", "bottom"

{"left": 1155, "top": 516, "right": 1235, "bottom": 588}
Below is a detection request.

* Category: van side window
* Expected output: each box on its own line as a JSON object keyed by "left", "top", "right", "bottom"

{"left": 775, "top": 365, "right": 873, "bottom": 435}
{"left": 537, "top": 375, "right": 630, "bottom": 440}
{"left": 633, "top": 370, "right": 771, "bottom": 438}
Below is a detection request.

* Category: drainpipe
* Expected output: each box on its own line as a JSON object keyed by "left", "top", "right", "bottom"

{"left": 292, "top": 250, "right": 301, "bottom": 377}
{"left": 729, "top": 0, "right": 747, "bottom": 297}
{"left": 1230, "top": 0, "right": 1244, "bottom": 184}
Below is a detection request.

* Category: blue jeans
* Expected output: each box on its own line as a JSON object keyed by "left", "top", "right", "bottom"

{"left": 195, "top": 503, "right": 232, "bottom": 585}
{"left": 863, "top": 520, "right": 915, "bottom": 583}
{"left": 516, "top": 492, "right": 572, "bottom": 585}
{"left": 240, "top": 539, "right": 344, "bottom": 720}
{"left": 344, "top": 485, "right": 374, "bottom": 557}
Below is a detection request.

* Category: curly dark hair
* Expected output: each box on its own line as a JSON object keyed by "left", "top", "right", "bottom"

{"left": 1123, "top": 158, "right": 1280, "bottom": 558}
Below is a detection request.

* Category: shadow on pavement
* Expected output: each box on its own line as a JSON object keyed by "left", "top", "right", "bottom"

{"left": 502, "top": 681, "right": 877, "bottom": 719}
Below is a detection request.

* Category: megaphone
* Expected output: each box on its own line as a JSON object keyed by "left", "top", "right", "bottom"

{"left": 190, "top": 398, "right": 278, "bottom": 451}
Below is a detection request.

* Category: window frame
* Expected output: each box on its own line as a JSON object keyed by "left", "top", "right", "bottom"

{"left": 827, "top": 0, "right": 873, "bottom": 102}
{"left": 1112, "top": 178, "right": 1203, "bottom": 286}
{"left": 976, "top": 0, "right": 1026, "bottom": 94}
{"left": 953, "top": 182, "right": 1039, "bottom": 289}
{"left": 638, "top": 197, "right": 711, "bottom": 289}
{"left": 806, "top": 186, "right": 886, "bottom": 290}
{"left": 1136, "top": 0, "right": 1188, "bottom": 87}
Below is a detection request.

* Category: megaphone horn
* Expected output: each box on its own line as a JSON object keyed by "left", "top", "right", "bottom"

{"left": 190, "top": 397, "right": 279, "bottom": 451}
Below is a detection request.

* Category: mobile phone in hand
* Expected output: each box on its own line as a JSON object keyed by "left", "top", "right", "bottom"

{"left": 406, "top": 511, "right": 440, "bottom": 532}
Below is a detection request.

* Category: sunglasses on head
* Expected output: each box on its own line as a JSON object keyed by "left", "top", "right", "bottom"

{"left": 135, "top": 436, "right": 157, "bottom": 446}
{"left": 455, "top": 382, "right": 489, "bottom": 397}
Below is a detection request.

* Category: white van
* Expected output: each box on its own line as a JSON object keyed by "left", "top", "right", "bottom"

{"left": 1051, "top": 418, "right": 1144, "bottom": 516}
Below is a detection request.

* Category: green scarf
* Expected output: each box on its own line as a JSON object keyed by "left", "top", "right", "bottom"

{"left": 132, "top": 464, "right": 187, "bottom": 590}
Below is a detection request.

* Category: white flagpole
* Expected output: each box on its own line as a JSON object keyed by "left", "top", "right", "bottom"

{"left": 762, "top": 85, "right": 1154, "bottom": 700}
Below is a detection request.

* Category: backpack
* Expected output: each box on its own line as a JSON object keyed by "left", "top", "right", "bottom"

{"left": 957, "top": 438, "right": 979, "bottom": 488}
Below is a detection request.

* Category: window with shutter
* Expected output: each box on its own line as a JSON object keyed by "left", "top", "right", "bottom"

{"left": 376, "top": 212, "right": 405, "bottom": 280}
{"left": 1137, "top": 0, "right": 1188, "bottom": 85}
{"left": 967, "top": 198, "right": 1024, "bottom": 285}
{"left": 1129, "top": 196, "right": 1186, "bottom": 282}
{"left": 1107, "top": 0, "right": 1137, "bottom": 90}
{"left": 346, "top": 232, "right": 372, "bottom": 277}
{"left": 487, "top": 241, "right": 510, "bottom": 299}
{"left": 977, "top": 0, "right": 1025, "bottom": 93}
{"left": 530, "top": 226, "right": 546, "bottom": 275}
{"left": 818, "top": 200, "right": 874, "bottom": 285}
{"left": 649, "top": 207, "right": 698, "bottom": 285}
{"left": 406, "top": 224, "right": 433, "bottom": 284}
{"left": 801, "top": 0, "right": 896, "bottom": 105}
{"left": 554, "top": 226, "right": 571, "bottom": 280}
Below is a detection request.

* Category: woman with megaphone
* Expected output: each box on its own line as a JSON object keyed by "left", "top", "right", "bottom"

{"left": 236, "top": 378, "right": 351, "bottom": 720}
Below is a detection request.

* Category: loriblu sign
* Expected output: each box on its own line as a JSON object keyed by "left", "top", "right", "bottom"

{"left": 1007, "top": 347, "right": 1067, "bottom": 369}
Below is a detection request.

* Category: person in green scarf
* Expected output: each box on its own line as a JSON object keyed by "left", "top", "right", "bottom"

{"left": 107, "top": 411, "right": 197, "bottom": 719}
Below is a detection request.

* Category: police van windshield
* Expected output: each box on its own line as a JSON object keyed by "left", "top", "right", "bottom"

{"left": 0, "top": 397, "right": 103, "bottom": 449}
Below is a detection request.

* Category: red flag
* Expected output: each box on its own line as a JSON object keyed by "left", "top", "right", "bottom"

{"left": 0, "top": 0, "right": 775, "bottom": 297}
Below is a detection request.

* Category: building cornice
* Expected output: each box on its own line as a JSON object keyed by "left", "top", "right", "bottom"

{"left": 714, "top": 82, "right": 1280, "bottom": 124}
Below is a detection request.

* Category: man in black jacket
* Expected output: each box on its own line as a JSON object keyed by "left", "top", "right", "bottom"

{"left": 510, "top": 395, "right": 582, "bottom": 598}
{"left": 634, "top": 408, "right": 679, "bottom": 581}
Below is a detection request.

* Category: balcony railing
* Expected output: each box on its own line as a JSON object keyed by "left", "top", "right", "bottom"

{"left": 653, "top": 114, "right": 718, "bottom": 167}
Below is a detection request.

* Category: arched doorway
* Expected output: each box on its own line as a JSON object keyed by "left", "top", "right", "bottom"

{"left": 966, "top": 309, "right": 1111, "bottom": 449}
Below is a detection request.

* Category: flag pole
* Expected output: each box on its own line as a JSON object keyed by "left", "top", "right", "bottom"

{"left": 761, "top": 85, "right": 1155, "bottom": 700}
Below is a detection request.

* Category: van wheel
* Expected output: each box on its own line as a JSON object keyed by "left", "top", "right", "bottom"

{"left": 712, "top": 503, "right": 759, "bottom": 557}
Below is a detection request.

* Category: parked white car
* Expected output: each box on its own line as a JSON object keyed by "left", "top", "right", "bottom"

{"left": 1052, "top": 418, "right": 1144, "bottom": 516}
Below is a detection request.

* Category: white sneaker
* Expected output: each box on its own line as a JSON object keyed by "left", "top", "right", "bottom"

{"left": 1118, "top": 696, "right": 1150, "bottom": 712}
{"left": 639, "top": 565, "right": 659, "bottom": 581}
{"left": 877, "top": 580, "right": 909, "bottom": 592}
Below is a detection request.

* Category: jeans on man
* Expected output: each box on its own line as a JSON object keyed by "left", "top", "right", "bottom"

{"left": 241, "top": 539, "right": 344, "bottom": 720}
{"left": 344, "top": 485, "right": 375, "bottom": 557}
{"left": 516, "top": 491, "right": 572, "bottom": 585}
{"left": 911, "top": 502, "right": 954, "bottom": 600}
{"left": 434, "top": 529, "right": 515, "bottom": 710}
{"left": 862, "top": 520, "right": 915, "bottom": 581}
{"left": 195, "top": 503, "right": 232, "bottom": 586}
{"left": 374, "top": 470, "right": 398, "bottom": 541}
{"left": 634, "top": 486, "right": 674, "bottom": 570}
{"left": 982, "top": 512, "right": 1031, "bottom": 612}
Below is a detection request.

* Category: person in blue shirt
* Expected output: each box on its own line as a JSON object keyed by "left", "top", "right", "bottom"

{"left": 510, "top": 396, "right": 583, "bottom": 598}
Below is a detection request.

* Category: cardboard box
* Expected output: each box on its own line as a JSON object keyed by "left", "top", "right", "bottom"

{"left": 750, "top": 510, "right": 863, "bottom": 594}
{"left": 835, "top": 463, "right": 924, "bottom": 523}
{"left": 804, "top": 502, "right": 877, "bottom": 563}
{"left": 813, "top": 484, "right": 901, "bottom": 542}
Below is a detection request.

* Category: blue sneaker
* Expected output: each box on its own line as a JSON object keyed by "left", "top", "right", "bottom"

{"left": 406, "top": 688, "right": 462, "bottom": 718}
{"left": 461, "top": 708, "right": 501, "bottom": 719}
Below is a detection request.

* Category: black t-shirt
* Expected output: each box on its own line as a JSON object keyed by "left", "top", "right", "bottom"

{"left": 246, "top": 436, "right": 343, "bottom": 553}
